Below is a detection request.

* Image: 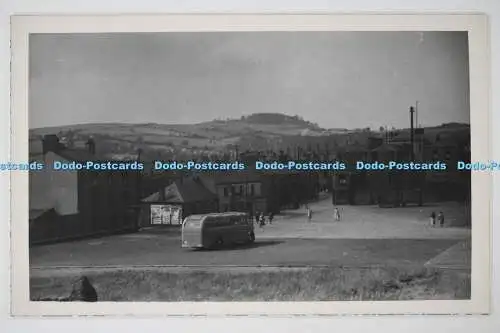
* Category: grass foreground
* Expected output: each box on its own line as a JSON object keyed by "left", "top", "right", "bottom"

{"left": 30, "top": 266, "right": 471, "bottom": 302}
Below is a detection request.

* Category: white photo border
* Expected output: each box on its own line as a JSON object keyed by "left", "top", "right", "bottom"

{"left": 10, "top": 13, "right": 492, "bottom": 316}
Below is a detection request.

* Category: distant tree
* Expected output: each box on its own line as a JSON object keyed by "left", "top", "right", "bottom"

{"left": 65, "top": 130, "right": 75, "bottom": 147}
{"left": 379, "top": 126, "right": 385, "bottom": 132}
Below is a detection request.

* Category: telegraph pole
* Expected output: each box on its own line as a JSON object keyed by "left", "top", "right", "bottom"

{"left": 409, "top": 106, "right": 415, "bottom": 160}
{"left": 415, "top": 101, "right": 419, "bottom": 128}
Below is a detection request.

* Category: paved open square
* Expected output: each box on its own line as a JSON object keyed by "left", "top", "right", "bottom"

{"left": 30, "top": 196, "right": 471, "bottom": 276}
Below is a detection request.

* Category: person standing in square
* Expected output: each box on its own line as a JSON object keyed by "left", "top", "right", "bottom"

{"left": 334, "top": 207, "right": 340, "bottom": 221}
{"left": 307, "top": 207, "right": 312, "bottom": 223}
{"left": 259, "top": 212, "right": 266, "bottom": 230}
{"left": 438, "top": 212, "right": 445, "bottom": 227}
{"left": 430, "top": 212, "right": 436, "bottom": 226}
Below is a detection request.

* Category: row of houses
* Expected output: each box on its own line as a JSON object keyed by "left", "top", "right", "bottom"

{"left": 29, "top": 126, "right": 470, "bottom": 245}
{"left": 331, "top": 126, "right": 471, "bottom": 207}
{"left": 29, "top": 135, "right": 321, "bottom": 244}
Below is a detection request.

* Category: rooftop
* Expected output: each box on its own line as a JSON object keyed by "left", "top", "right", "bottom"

{"left": 371, "top": 142, "right": 412, "bottom": 152}
{"left": 142, "top": 177, "right": 217, "bottom": 203}
{"left": 56, "top": 148, "right": 120, "bottom": 162}
{"left": 198, "top": 170, "right": 263, "bottom": 184}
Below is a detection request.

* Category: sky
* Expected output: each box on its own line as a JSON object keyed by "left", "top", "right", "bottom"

{"left": 29, "top": 31, "right": 470, "bottom": 129}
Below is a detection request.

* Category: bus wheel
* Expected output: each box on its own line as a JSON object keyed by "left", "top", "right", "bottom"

{"left": 249, "top": 231, "right": 255, "bottom": 243}
{"left": 215, "top": 238, "right": 224, "bottom": 248}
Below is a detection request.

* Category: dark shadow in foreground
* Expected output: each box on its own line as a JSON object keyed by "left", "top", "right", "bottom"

{"left": 191, "top": 240, "right": 285, "bottom": 252}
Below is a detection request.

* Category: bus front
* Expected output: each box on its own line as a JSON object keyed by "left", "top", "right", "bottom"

{"left": 181, "top": 215, "right": 204, "bottom": 248}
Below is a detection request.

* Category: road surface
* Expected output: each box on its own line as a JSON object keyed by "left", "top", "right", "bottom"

{"left": 30, "top": 195, "right": 470, "bottom": 272}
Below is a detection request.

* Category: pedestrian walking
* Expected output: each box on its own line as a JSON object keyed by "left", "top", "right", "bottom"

{"left": 259, "top": 213, "right": 266, "bottom": 230}
{"left": 255, "top": 212, "right": 260, "bottom": 226}
{"left": 334, "top": 207, "right": 341, "bottom": 221}
{"left": 268, "top": 212, "right": 274, "bottom": 225}
{"left": 437, "top": 212, "right": 445, "bottom": 227}
{"left": 307, "top": 208, "right": 312, "bottom": 223}
{"left": 429, "top": 212, "right": 436, "bottom": 226}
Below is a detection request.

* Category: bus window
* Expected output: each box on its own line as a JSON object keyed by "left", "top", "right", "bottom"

{"left": 203, "top": 217, "right": 216, "bottom": 227}
{"left": 186, "top": 220, "right": 201, "bottom": 228}
{"left": 184, "top": 217, "right": 202, "bottom": 228}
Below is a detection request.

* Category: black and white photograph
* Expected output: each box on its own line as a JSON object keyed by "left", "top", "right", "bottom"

{"left": 9, "top": 14, "right": 491, "bottom": 316}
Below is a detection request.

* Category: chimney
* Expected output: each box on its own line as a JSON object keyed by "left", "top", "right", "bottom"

{"left": 86, "top": 138, "right": 96, "bottom": 154}
{"left": 42, "top": 134, "right": 61, "bottom": 154}
{"left": 409, "top": 106, "right": 415, "bottom": 160}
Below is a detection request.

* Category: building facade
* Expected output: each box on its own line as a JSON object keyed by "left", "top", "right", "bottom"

{"left": 29, "top": 135, "right": 140, "bottom": 245}
{"left": 139, "top": 177, "right": 218, "bottom": 227}
{"left": 199, "top": 171, "right": 269, "bottom": 215}
{"left": 330, "top": 126, "right": 470, "bottom": 207}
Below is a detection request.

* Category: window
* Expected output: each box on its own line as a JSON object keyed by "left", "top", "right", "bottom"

{"left": 239, "top": 185, "right": 244, "bottom": 194}
{"left": 223, "top": 187, "right": 228, "bottom": 197}
{"left": 215, "top": 217, "right": 230, "bottom": 226}
{"left": 250, "top": 184, "right": 255, "bottom": 196}
{"left": 185, "top": 216, "right": 202, "bottom": 228}
{"left": 186, "top": 220, "right": 201, "bottom": 227}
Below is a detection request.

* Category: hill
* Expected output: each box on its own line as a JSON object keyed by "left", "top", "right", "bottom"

{"left": 29, "top": 114, "right": 469, "bottom": 160}
{"left": 29, "top": 113, "right": 333, "bottom": 156}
